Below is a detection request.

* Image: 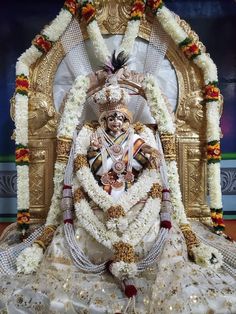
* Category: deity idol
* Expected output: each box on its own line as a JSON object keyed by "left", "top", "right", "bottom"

{"left": 0, "top": 76, "right": 236, "bottom": 313}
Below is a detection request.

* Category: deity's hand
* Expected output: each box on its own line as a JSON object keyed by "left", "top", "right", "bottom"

{"left": 141, "top": 144, "right": 161, "bottom": 169}
{"left": 90, "top": 132, "right": 102, "bottom": 150}
{"left": 16, "top": 243, "right": 44, "bottom": 274}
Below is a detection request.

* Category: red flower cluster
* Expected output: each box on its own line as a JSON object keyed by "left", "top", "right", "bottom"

{"left": 207, "top": 141, "right": 221, "bottom": 164}
{"left": 81, "top": 1, "right": 96, "bottom": 24}
{"left": 147, "top": 0, "right": 163, "bottom": 14}
{"left": 63, "top": 0, "right": 77, "bottom": 15}
{"left": 17, "top": 210, "right": 30, "bottom": 229}
{"left": 210, "top": 208, "right": 225, "bottom": 231}
{"left": 179, "top": 38, "right": 201, "bottom": 60}
{"left": 204, "top": 83, "right": 220, "bottom": 102}
{"left": 131, "top": 0, "right": 146, "bottom": 20}
{"left": 16, "top": 146, "right": 30, "bottom": 165}
{"left": 32, "top": 34, "right": 52, "bottom": 53}
{"left": 16, "top": 74, "right": 29, "bottom": 96}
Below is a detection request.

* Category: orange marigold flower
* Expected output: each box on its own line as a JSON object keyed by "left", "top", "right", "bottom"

{"left": 82, "top": 3, "right": 96, "bottom": 24}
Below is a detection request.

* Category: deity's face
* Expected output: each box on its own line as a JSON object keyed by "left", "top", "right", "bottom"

{"left": 106, "top": 111, "right": 125, "bottom": 134}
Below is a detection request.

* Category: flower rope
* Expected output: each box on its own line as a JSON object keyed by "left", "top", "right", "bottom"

{"left": 147, "top": 1, "right": 224, "bottom": 231}
{"left": 14, "top": 0, "right": 79, "bottom": 233}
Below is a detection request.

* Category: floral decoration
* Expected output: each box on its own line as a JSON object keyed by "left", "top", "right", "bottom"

{"left": 15, "top": 145, "right": 30, "bottom": 165}
{"left": 210, "top": 208, "right": 225, "bottom": 232}
{"left": 204, "top": 81, "right": 220, "bottom": 102}
{"left": 17, "top": 210, "right": 30, "bottom": 230}
{"left": 63, "top": 0, "right": 78, "bottom": 15}
{"left": 14, "top": 0, "right": 78, "bottom": 232}
{"left": 207, "top": 140, "right": 221, "bottom": 164}
{"left": 179, "top": 38, "right": 201, "bottom": 60}
{"left": 153, "top": 3, "right": 224, "bottom": 231}
{"left": 15, "top": 74, "right": 29, "bottom": 96}
{"left": 16, "top": 245, "right": 44, "bottom": 274}
{"left": 147, "top": 0, "right": 163, "bottom": 14}
{"left": 81, "top": 0, "right": 96, "bottom": 24}
{"left": 130, "top": 0, "right": 146, "bottom": 20}
{"left": 32, "top": 34, "right": 53, "bottom": 53}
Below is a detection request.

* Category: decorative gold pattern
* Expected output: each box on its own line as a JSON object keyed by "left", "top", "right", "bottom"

{"left": 113, "top": 241, "right": 136, "bottom": 263}
{"left": 148, "top": 183, "right": 162, "bottom": 199}
{"left": 160, "top": 134, "right": 176, "bottom": 160}
{"left": 74, "top": 188, "right": 86, "bottom": 203}
{"left": 180, "top": 224, "right": 200, "bottom": 258}
{"left": 107, "top": 205, "right": 125, "bottom": 220}
{"left": 74, "top": 154, "right": 88, "bottom": 172}
{"left": 56, "top": 137, "right": 72, "bottom": 163}
{"left": 34, "top": 225, "right": 57, "bottom": 251}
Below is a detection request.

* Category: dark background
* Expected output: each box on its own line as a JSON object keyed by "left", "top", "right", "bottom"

{"left": 1, "top": 0, "right": 236, "bottom": 157}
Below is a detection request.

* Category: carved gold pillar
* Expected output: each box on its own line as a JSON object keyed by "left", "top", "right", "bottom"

{"left": 29, "top": 138, "right": 57, "bottom": 224}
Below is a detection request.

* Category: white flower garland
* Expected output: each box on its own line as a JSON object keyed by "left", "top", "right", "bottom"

{"left": 155, "top": 4, "right": 222, "bottom": 217}
{"left": 87, "top": 20, "right": 111, "bottom": 64}
{"left": 75, "top": 196, "right": 161, "bottom": 249}
{"left": 142, "top": 74, "right": 188, "bottom": 224}
{"left": 191, "top": 242, "right": 223, "bottom": 270}
{"left": 111, "top": 261, "right": 138, "bottom": 280}
{"left": 46, "top": 76, "right": 90, "bottom": 226}
{"left": 16, "top": 245, "right": 44, "bottom": 274}
{"left": 86, "top": 17, "right": 141, "bottom": 64}
{"left": 76, "top": 165, "right": 158, "bottom": 213}
{"left": 15, "top": 3, "right": 77, "bottom": 227}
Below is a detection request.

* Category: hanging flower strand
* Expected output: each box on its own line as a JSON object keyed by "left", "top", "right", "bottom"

{"left": 146, "top": 0, "right": 225, "bottom": 233}
{"left": 14, "top": 0, "right": 79, "bottom": 234}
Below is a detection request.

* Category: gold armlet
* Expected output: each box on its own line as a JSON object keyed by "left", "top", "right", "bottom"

{"left": 180, "top": 224, "right": 200, "bottom": 259}
{"left": 34, "top": 225, "right": 57, "bottom": 252}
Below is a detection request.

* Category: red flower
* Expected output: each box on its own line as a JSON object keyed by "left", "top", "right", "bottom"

{"left": 33, "top": 35, "right": 52, "bottom": 53}
{"left": 82, "top": 3, "right": 96, "bottom": 24}
{"left": 64, "top": 0, "right": 77, "bottom": 15}
{"left": 17, "top": 211, "right": 30, "bottom": 225}
{"left": 147, "top": 0, "right": 163, "bottom": 12}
